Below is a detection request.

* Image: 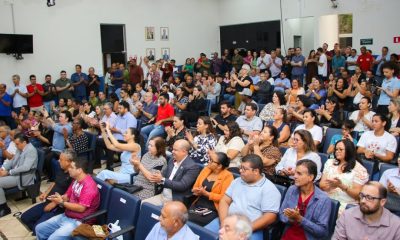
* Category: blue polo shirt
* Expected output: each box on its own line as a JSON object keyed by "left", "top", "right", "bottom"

{"left": 0, "top": 93, "right": 12, "bottom": 117}
{"left": 112, "top": 70, "right": 124, "bottom": 89}
{"left": 71, "top": 72, "right": 88, "bottom": 97}
{"left": 291, "top": 55, "right": 305, "bottom": 75}
{"left": 52, "top": 123, "right": 72, "bottom": 152}
{"left": 114, "top": 112, "right": 137, "bottom": 140}
{"left": 225, "top": 175, "right": 281, "bottom": 221}
{"left": 274, "top": 78, "right": 291, "bottom": 92}
{"left": 378, "top": 77, "right": 400, "bottom": 106}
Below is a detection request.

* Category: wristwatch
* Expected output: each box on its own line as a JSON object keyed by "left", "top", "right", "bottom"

{"left": 59, "top": 200, "right": 65, "bottom": 208}
{"left": 161, "top": 177, "right": 166, "bottom": 185}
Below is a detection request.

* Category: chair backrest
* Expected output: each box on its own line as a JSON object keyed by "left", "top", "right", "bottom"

{"left": 84, "top": 131, "right": 97, "bottom": 150}
{"left": 107, "top": 188, "right": 141, "bottom": 239}
{"left": 322, "top": 128, "right": 342, "bottom": 154}
{"left": 93, "top": 177, "right": 113, "bottom": 213}
{"left": 393, "top": 136, "right": 400, "bottom": 164}
{"left": 318, "top": 152, "right": 330, "bottom": 172}
{"left": 361, "top": 159, "right": 376, "bottom": 180}
{"left": 36, "top": 148, "right": 45, "bottom": 177}
{"left": 136, "top": 119, "right": 143, "bottom": 133}
{"left": 279, "top": 146, "right": 288, "bottom": 156}
{"left": 274, "top": 184, "right": 287, "bottom": 203}
{"left": 379, "top": 163, "right": 397, "bottom": 180}
{"left": 187, "top": 222, "right": 219, "bottom": 240}
{"left": 135, "top": 203, "right": 162, "bottom": 240}
{"left": 205, "top": 99, "right": 212, "bottom": 116}
{"left": 257, "top": 103, "right": 266, "bottom": 116}
{"left": 328, "top": 199, "right": 340, "bottom": 236}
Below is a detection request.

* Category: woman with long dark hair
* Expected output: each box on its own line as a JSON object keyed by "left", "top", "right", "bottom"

{"left": 320, "top": 139, "right": 368, "bottom": 214}
{"left": 305, "top": 50, "right": 318, "bottom": 85}
{"left": 316, "top": 96, "right": 345, "bottom": 128}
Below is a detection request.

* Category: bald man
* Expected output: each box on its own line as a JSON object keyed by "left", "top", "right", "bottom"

{"left": 143, "top": 139, "right": 201, "bottom": 206}
{"left": 146, "top": 201, "right": 199, "bottom": 239}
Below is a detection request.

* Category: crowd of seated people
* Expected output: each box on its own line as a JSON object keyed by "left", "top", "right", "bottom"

{"left": 0, "top": 44, "right": 399, "bottom": 239}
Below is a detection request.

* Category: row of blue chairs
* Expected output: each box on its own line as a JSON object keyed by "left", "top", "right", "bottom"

{"left": 86, "top": 177, "right": 219, "bottom": 240}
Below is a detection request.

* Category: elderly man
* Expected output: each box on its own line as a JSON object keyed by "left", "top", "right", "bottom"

{"left": 135, "top": 92, "right": 158, "bottom": 125}
{"left": 332, "top": 181, "right": 400, "bottom": 240}
{"left": 206, "top": 154, "right": 281, "bottom": 240}
{"left": 0, "top": 126, "right": 12, "bottom": 164}
{"left": 143, "top": 139, "right": 201, "bottom": 206}
{"left": 146, "top": 201, "right": 199, "bottom": 239}
{"left": 219, "top": 213, "right": 252, "bottom": 240}
{"left": 279, "top": 160, "right": 331, "bottom": 240}
{"left": 235, "top": 103, "right": 263, "bottom": 141}
{"left": 0, "top": 133, "right": 38, "bottom": 217}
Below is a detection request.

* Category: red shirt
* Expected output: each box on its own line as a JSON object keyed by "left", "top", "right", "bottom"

{"left": 282, "top": 191, "right": 314, "bottom": 240}
{"left": 357, "top": 53, "right": 374, "bottom": 72}
{"left": 156, "top": 103, "right": 174, "bottom": 126}
{"left": 27, "top": 84, "right": 44, "bottom": 107}
{"left": 129, "top": 65, "right": 144, "bottom": 85}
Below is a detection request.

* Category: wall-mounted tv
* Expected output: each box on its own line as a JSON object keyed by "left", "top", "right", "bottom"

{"left": 0, "top": 34, "right": 33, "bottom": 54}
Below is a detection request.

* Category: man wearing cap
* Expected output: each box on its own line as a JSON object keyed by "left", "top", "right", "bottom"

{"left": 237, "top": 88, "right": 258, "bottom": 115}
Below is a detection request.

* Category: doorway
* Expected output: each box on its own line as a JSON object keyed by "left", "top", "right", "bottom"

{"left": 293, "top": 35, "right": 302, "bottom": 49}
{"left": 100, "top": 24, "right": 126, "bottom": 75}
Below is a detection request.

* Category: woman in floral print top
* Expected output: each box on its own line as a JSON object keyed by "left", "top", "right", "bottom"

{"left": 186, "top": 116, "right": 217, "bottom": 165}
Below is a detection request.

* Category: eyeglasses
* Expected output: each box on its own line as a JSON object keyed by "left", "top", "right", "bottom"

{"left": 239, "top": 166, "right": 253, "bottom": 172}
{"left": 208, "top": 159, "right": 220, "bottom": 165}
{"left": 359, "top": 192, "right": 382, "bottom": 202}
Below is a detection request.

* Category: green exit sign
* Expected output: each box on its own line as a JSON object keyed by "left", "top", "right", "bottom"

{"left": 360, "top": 38, "right": 373, "bottom": 45}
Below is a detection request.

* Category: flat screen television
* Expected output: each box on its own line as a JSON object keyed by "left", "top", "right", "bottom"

{"left": 0, "top": 34, "right": 33, "bottom": 54}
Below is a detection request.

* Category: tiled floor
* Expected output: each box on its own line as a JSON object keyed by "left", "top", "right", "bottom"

{"left": 0, "top": 167, "right": 106, "bottom": 240}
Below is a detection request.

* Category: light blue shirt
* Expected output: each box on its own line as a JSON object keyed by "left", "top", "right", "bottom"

{"left": 114, "top": 112, "right": 137, "bottom": 140}
{"left": 250, "top": 75, "right": 260, "bottom": 85}
{"left": 379, "top": 168, "right": 400, "bottom": 190}
{"left": 52, "top": 123, "right": 72, "bottom": 152}
{"left": 225, "top": 175, "right": 281, "bottom": 222}
{"left": 375, "top": 54, "right": 391, "bottom": 76}
{"left": 378, "top": 77, "right": 400, "bottom": 106}
{"left": 274, "top": 78, "right": 291, "bottom": 92}
{"left": 145, "top": 222, "right": 199, "bottom": 240}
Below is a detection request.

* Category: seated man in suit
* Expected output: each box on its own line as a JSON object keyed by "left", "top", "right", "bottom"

{"left": 279, "top": 159, "right": 331, "bottom": 240}
{"left": 0, "top": 133, "right": 38, "bottom": 217}
{"left": 143, "top": 139, "right": 201, "bottom": 205}
{"left": 146, "top": 201, "right": 198, "bottom": 239}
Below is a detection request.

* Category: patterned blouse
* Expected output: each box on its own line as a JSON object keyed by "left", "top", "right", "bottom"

{"left": 323, "top": 158, "right": 369, "bottom": 214}
{"left": 190, "top": 134, "right": 217, "bottom": 165}
{"left": 166, "top": 127, "right": 187, "bottom": 152}
{"left": 68, "top": 132, "right": 89, "bottom": 153}
{"left": 133, "top": 152, "right": 166, "bottom": 200}
{"left": 249, "top": 145, "right": 281, "bottom": 176}
{"left": 174, "top": 96, "right": 188, "bottom": 113}
{"left": 259, "top": 103, "right": 287, "bottom": 122}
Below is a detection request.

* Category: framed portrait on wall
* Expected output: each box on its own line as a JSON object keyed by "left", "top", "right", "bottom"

{"left": 160, "top": 27, "right": 169, "bottom": 41}
{"left": 161, "top": 48, "right": 170, "bottom": 60}
{"left": 146, "top": 48, "right": 156, "bottom": 61}
{"left": 145, "top": 27, "right": 155, "bottom": 41}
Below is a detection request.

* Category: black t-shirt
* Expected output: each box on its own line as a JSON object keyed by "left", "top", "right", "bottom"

{"left": 42, "top": 83, "right": 57, "bottom": 102}
{"left": 45, "top": 169, "right": 72, "bottom": 205}
{"left": 214, "top": 114, "right": 237, "bottom": 135}
{"left": 235, "top": 76, "right": 252, "bottom": 92}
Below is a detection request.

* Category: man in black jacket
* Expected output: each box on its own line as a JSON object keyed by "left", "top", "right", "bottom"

{"left": 143, "top": 139, "right": 201, "bottom": 206}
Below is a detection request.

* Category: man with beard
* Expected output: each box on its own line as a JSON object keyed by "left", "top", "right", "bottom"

{"left": 332, "top": 181, "right": 400, "bottom": 240}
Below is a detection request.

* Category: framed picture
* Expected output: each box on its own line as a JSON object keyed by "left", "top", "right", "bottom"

{"left": 161, "top": 48, "right": 170, "bottom": 60}
{"left": 146, "top": 48, "right": 156, "bottom": 61}
{"left": 145, "top": 27, "right": 155, "bottom": 41}
{"left": 160, "top": 27, "right": 169, "bottom": 41}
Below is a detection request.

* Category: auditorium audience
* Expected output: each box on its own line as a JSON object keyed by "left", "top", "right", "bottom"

{"left": 293, "top": 109, "right": 323, "bottom": 147}
{"left": 215, "top": 121, "right": 245, "bottom": 169}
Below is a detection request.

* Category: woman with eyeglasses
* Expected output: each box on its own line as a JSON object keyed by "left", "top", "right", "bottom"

{"left": 292, "top": 109, "right": 323, "bottom": 147}
{"left": 242, "top": 125, "right": 281, "bottom": 176}
{"left": 214, "top": 121, "right": 245, "bottom": 170}
{"left": 316, "top": 96, "right": 345, "bottom": 128}
{"left": 327, "top": 120, "right": 358, "bottom": 156}
{"left": 320, "top": 139, "right": 368, "bottom": 214}
{"left": 189, "top": 151, "right": 234, "bottom": 226}
{"left": 357, "top": 113, "right": 398, "bottom": 163}
{"left": 97, "top": 122, "right": 141, "bottom": 184}
{"left": 186, "top": 116, "right": 217, "bottom": 165}
{"left": 276, "top": 130, "right": 322, "bottom": 180}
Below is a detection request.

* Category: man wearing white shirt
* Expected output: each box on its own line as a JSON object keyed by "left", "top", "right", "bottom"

{"left": 346, "top": 49, "right": 358, "bottom": 75}
{"left": 7, "top": 74, "right": 28, "bottom": 114}
{"left": 257, "top": 50, "right": 272, "bottom": 73}
{"left": 317, "top": 48, "right": 328, "bottom": 80}
{"left": 269, "top": 50, "right": 283, "bottom": 78}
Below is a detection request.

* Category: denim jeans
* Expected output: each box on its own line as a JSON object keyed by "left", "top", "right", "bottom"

{"left": 43, "top": 101, "right": 55, "bottom": 115}
{"left": 205, "top": 218, "right": 264, "bottom": 240}
{"left": 20, "top": 202, "right": 62, "bottom": 234}
{"left": 223, "top": 94, "right": 235, "bottom": 105}
{"left": 35, "top": 213, "right": 81, "bottom": 240}
{"left": 140, "top": 124, "right": 165, "bottom": 150}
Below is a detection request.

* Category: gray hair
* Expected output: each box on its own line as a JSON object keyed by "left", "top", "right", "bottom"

{"left": 0, "top": 125, "right": 10, "bottom": 133}
{"left": 12, "top": 74, "right": 20, "bottom": 80}
{"left": 61, "top": 149, "right": 77, "bottom": 161}
{"left": 227, "top": 213, "right": 252, "bottom": 239}
{"left": 103, "top": 102, "right": 113, "bottom": 110}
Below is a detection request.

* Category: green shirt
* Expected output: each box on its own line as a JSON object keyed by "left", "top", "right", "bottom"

{"left": 55, "top": 78, "right": 72, "bottom": 99}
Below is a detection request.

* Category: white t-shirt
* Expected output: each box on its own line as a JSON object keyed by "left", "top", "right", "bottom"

{"left": 275, "top": 147, "right": 322, "bottom": 180}
{"left": 6, "top": 141, "right": 17, "bottom": 160}
{"left": 7, "top": 84, "right": 28, "bottom": 108}
{"left": 349, "top": 110, "right": 375, "bottom": 132}
{"left": 357, "top": 131, "right": 398, "bottom": 156}
{"left": 318, "top": 53, "right": 328, "bottom": 77}
{"left": 293, "top": 124, "right": 323, "bottom": 144}
{"left": 352, "top": 92, "right": 365, "bottom": 105}
{"left": 215, "top": 136, "right": 245, "bottom": 168}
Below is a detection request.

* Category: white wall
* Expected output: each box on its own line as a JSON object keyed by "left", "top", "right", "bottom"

{"left": 318, "top": 15, "right": 339, "bottom": 49}
{"left": 0, "top": 0, "right": 220, "bottom": 86}
{"left": 284, "top": 17, "right": 315, "bottom": 55}
{"left": 218, "top": 0, "right": 400, "bottom": 54}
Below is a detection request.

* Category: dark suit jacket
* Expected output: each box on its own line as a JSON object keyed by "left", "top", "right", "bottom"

{"left": 162, "top": 156, "right": 201, "bottom": 202}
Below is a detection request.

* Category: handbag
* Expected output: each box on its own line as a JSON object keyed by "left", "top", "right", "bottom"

{"left": 113, "top": 183, "right": 143, "bottom": 194}
{"left": 266, "top": 174, "right": 294, "bottom": 188}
